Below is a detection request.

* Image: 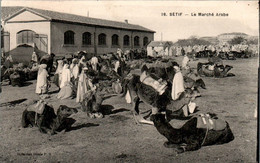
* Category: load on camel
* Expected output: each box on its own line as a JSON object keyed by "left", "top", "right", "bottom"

{"left": 151, "top": 112, "right": 234, "bottom": 153}
{"left": 197, "top": 62, "right": 235, "bottom": 78}
{"left": 122, "top": 64, "right": 200, "bottom": 125}
{"left": 3, "top": 63, "right": 40, "bottom": 86}
{"left": 143, "top": 63, "right": 206, "bottom": 99}
{"left": 22, "top": 100, "right": 78, "bottom": 135}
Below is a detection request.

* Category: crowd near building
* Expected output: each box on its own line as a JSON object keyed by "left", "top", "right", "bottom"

{"left": 1, "top": 6, "right": 155, "bottom": 56}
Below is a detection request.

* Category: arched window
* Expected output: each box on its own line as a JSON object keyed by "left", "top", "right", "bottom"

{"left": 123, "top": 35, "right": 130, "bottom": 46}
{"left": 143, "top": 37, "right": 149, "bottom": 46}
{"left": 17, "top": 30, "right": 35, "bottom": 45}
{"left": 134, "top": 36, "right": 140, "bottom": 46}
{"left": 64, "top": 30, "right": 75, "bottom": 44}
{"left": 98, "top": 33, "right": 106, "bottom": 45}
{"left": 82, "top": 32, "right": 91, "bottom": 45}
{"left": 112, "top": 34, "right": 119, "bottom": 46}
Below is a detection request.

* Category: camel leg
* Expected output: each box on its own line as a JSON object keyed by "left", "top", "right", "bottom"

{"left": 132, "top": 97, "right": 142, "bottom": 125}
{"left": 138, "top": 107, "right": 156, "bottom": 125}
{"left": 164, "top": 141, "right": 180, "bottom": 148}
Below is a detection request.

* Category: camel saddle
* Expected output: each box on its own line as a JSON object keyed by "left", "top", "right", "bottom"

{"left": 140, "top": 71, "right": 167, "bottom": 95}
{"left": 196, "top": 113, "right": 226, "bottom": 131}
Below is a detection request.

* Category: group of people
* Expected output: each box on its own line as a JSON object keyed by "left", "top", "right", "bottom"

{"left": 35, "top": 55, "right": 98, "bottom": 105}
{"left": 173, "top": 43, "right": 257, "bottom": 57}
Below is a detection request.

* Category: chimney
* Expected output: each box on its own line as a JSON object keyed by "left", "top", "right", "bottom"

{"left": 125, "top": 19, "right": 128, "bottom": 24}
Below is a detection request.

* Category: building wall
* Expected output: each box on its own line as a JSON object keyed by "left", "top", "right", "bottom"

{"left": 51, "top": 21, "right": 154, "bottom": 56}
{"left": 4, "top": 10, "right": 51, "bottom": 53}
{"left": 4, "top": 21, "right": 51, "bottom": 53}
{"left": 2, "top": 31, "right": 10, "bottom": 52}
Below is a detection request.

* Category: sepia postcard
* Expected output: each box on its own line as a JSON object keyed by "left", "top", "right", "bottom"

{"left": 0, "top": 1, "right": 259, "bottom": 162}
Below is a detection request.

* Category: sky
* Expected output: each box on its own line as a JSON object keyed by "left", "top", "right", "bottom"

{"left": 1, "top": 1, "right": 259, "bottom": 42}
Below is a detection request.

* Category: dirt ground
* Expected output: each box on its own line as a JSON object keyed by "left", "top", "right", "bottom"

{"left": 0, "top": 57, "right": 258, "bottom": 163}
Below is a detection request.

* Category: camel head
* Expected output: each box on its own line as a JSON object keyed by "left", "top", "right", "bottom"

{"left": 57, "top": 105, "right": 78, "bottom": 119}
{"left": 195, "top": 79, "right": 206, "bottom": 89}
{"left": 150, "top": 113, "right": 168, "bottom": 124}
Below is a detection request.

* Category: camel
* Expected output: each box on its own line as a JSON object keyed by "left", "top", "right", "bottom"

{"left": 22, "top": 104, "right": 78, "bottom": 135}
{"left": 122, "top": 74, "right": 195, "bottom": 125}
{"left": 151, "top": 113, "right": 234, "bottom": 153}
{"left": 197, "top": 62, "right": 235, "bottom": 78}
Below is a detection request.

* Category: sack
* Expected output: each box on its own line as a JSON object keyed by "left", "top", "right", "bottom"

{"left": 208, "top": 65, "right": 215, "bottom": 71}
{"left": 27, "top": 100, "right": 46, "bottom": 114}
{"left": 196, "top": 113, "right": 226, "bottom": 131}
{"left": 140, "top": 71, "right": 167, "bottom": 95}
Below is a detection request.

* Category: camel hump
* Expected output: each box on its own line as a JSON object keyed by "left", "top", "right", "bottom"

{"left": 196, "top": 113, "right": 227, "bottom": 131}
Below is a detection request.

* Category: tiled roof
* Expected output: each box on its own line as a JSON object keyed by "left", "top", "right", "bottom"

{"left": 1, "top": 6, "right": 155, "bottom": 33}
{"left": 147, "top": 41, "right": 173, "bottom": 47}
{"left": 1, "top": 6, "right": 24, "bottom": 20}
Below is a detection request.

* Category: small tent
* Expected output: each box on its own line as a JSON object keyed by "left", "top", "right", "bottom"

{"left": 6, "top": 44, "right": 47, "bottom": 66}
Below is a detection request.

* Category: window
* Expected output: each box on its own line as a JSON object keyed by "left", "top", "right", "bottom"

{"left": 98, "top": 33, "right": 106, "bottom": 45}
{"left": 17, "top": 30, "right": 35, "bottom": 45}
{"left": 143, "top": 37, "right": 149, "bottom": 46}
{"left": 64, "top": 30, "right": 75, "bottom": 44}
{"left": 134, "top": 36, "right": 140, "bottom": 46}
{"left": 123, "top": 35, "right": 130, "bottom": 46}
{"left": 112, "top": 34, "right": 119, "bottom": 46}
{"left": 82, "top": 32, "right": 91, "bottom": 45}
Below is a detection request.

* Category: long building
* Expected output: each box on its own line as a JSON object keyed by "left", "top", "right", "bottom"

{"left": 1, "top": 6, "right": 155, "bottom": 56}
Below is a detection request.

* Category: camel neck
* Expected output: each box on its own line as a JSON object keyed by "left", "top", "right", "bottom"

{"left": 154, "top": 121, "right": 183, "bottom": 143}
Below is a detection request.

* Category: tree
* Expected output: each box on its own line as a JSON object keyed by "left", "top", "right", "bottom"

{"left": 174, "top": 38, "right": 211, "bottom": 46}
{"left": 228, "top": 36, "right": 246, "bottom": 45}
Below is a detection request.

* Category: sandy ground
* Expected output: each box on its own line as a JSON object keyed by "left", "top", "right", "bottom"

{"left": 0, "top": 57, "right": 258, "bottom": 163}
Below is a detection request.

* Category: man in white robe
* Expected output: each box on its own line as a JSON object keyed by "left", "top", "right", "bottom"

{"left": 54, "top": 60, "right": 64, "bottom": 88}
{"left": 35, "top": 64, "right": 49, "bottom": 94}
{"left": 60, "top": 64, "right": 72, "bottom": 89}
{"left": 76, "top": 67, "right": 88, "bottom": 103}
{"left": 171, "top": 66, "right": 185, "bottom": 100}
{"left": 114, "top": 60, "right": 120, "bottom": 73}
{"left": 70, "top": 58, "right": 79, "bottom": 79}
{"left": 90, "top": 56, "right": 98, "bottom": 71}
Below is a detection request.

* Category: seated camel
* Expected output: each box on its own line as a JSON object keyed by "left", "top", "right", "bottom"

{"left": 151, "top": 112, "right": 234, "bottom": 153}
{"left": 197, "top": 62, "right": 235, "bottom": 78}
{"left": 22, "top": 103, "right": 78, "bottom": 135}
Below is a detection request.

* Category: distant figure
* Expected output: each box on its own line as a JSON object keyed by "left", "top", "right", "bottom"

{"left": 117, "top": 48, "right": 123, "bottom": 58}
{"left": 76, "top": 67, "right": 97, "bottom": 103}
{"left": 35, "top": 64, "right": 49, "bottom": 94}
{"left": 181, "top": 48, "right": 185, "bottom": 56}
{"left": 54, "top": 60, "right": 64, "bottom": 88}
{"left": 60, "top": 64, "right": 72, "bottom": 89}
{"left": 31, "top": 51, "right": 38, "bottom": 63}
{"left": 90, "top": 56, "right": 99, "bottom": 71}
{"left": 182, "top": 54, "right": 190, "bottom": 70}
{"left": 114, "top": 60, "right": 120, "bottom": 73}
{"left": 70, "top": 58, "right": 79, "bottom": 81}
